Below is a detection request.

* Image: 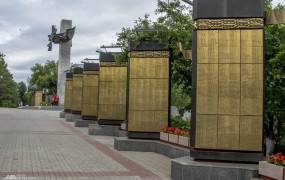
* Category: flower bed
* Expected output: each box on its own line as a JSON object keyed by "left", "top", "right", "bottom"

{"left": 259, "top": 153, "right": 285, "bottom": 180}
{"left": 160, "top": 127, "right": 190, "bottom": 147}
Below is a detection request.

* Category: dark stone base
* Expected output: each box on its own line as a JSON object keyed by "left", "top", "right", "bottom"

{"left": 74, "top": 119, "right": 96, "bottom": 127}
{"left": 71, "top": 110, "right": 81, "bottom": 115}
{"left": 171, "top": 156, "right": 259, "bottom": 180}
{"left": 190, "top": 148, "right": 263, "bottom": 163}
{"left": 128, "top": 131, "right": 160, "bottom": 140}
{"left": 114, "top": 137, "right": 189, "bottom": 159}
{"left": 97, "top": 119, "right": 123, "bottom": 126}
{"left": 65, "top": 113, "right": 81, "bottom": 122}
{"left": 88, "top": 124, "right": 126, "bottom": 137}
{"left": 59, "top": 111, "right": 65, "bottom": 118}
{"left": 64, "top": 109, "right": 71, "bottom": 113}
{"left": 82, "top": 115, "right": 97, "bottom": 120}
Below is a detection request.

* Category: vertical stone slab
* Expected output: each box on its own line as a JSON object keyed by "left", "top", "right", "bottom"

{"left": 127, "top": 41, "right": 170, "bottom": 139}
{"left": 57, "top": 19, "right": 72, "bottom": 105}
{"left": 64, "top": 72, "right": 73, "bottom": 112}
{"left": 97, "top": 52, "right": 127, "bottom": 125}
{"left": 191, "top": 0, "right": 264, "bottom": 162}
{"left": 81, "top": 63, "right": 100, "bottom": 120}
{"left": 71, "top": 67, "right": 83, "bottom": 115}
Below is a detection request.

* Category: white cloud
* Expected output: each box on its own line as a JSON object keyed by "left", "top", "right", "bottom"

{"left": 0, "top": 21, "right": 30, "bottom": 45}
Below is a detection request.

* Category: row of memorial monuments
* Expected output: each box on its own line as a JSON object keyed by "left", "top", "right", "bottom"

{"left": 61, "top": 0, "right": 265, "bottom": 162}
{"left": 63, "top": 41, "right": 170, "bottom": 139}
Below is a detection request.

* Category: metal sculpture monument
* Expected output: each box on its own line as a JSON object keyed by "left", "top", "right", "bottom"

{"left": 47, "top": 19, "right": 75, "bottom": 105}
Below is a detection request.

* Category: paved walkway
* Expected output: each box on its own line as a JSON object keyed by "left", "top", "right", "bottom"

{"left": 0, "top": 108, "right": 171, "bottom": 180}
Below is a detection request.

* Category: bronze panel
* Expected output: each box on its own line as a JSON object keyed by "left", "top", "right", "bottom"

{"left": 129, "top": 79, "right": 169, "bottom": 111}
{"left": 217, "top": 115, "right": 240, "bottom": 150}
{"left": 197, "top": 30, "right": 219, "bottom": 64}
{"left": 130, "top": 58, "right": 169, "bottom": 79}
{"left": 64, "top": 79, "right": 73, "bottom": 110}
{"left": 98, "top": 66, "right": 127, "bottom": 120}
{"left": 98, "top": 104, "right": 126, "bottom": 120}
{"left": 218, "top": 64, "right": 240, "bottom": 115}
{"left": 128, "top": 110, "right": 168, "bottom": 132}
{"left": 72, "top": 75, "right": 83, "bottom": 111}
{"left": 195, "top": 115, "right": 218, "bottom": 149}
{"left": 197, "top": 64, "right": 218, "bottom": 114}
{"left": 240, "top": 116, "right": 263, "bottom": 151}
{"left": 241, "top": 30, "right": 263, "bottom": 64}
{"left": 82, "top": 74, "right": 99, "bottom": 116}
{"left": 241, "top": 64, "right": 263, "bottom": 116}
{"left": 219, "top": 30, "right": 241, "bottom": 64}
{"left": 99, "top": 67, "right": 127, "bottom": 81}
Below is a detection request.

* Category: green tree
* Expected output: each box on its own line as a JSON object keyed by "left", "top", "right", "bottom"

{"left": 28, "top": 60, "right": 57, "bottom": 95}
{"left": 0, "top": 53, "right": 18, "bottom": 107}
{"left": 264, "top": 1, "right": 285, "bottom": 150}
{"left": 17, "top": 81, "right": 27, "bottom": 105}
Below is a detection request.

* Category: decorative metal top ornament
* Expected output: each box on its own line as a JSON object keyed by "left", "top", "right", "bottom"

{"left": 47, "top": 25, "right": 76, "bottom": 51}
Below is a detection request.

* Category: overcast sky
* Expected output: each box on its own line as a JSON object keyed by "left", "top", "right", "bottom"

{"left": 0, "top": 0, "right": 283, "bottom": 83}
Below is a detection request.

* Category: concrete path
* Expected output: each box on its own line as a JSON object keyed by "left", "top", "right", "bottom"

{"left": 0, "top": 108, "right": 171, "bottom": 180}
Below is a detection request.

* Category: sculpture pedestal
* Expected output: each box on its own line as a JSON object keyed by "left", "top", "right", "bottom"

{"left": 59, "top": 111, "right": 65, "bottom": 118}
{"left": 74, "top": 119, "right": 96, "bottom": 127}
{"left": 88, "top": 124, "right": 125, "bottom": 137}
{"left": 114, "top": 137, "right": 189, "bottom": 159}
{"left": 65, "top": 113, "right": 81, "bottom": 122}
{"left": 171, "top": 156, "right": 259, "bottom": 180}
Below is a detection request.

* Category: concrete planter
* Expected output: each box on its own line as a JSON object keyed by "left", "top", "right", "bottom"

{"left": 178, "top": 136, "right": 189, "bottom": 147}
{"left": 160, "top": 132, "right": 169, "bottom": 142}
{"left": 120, "top": 123, "right": 126, "bottom": 130}
{"left": 168, "top": 134, "right": 179, "bottom": 144}
{"left": 259, "top": 161, "right": 285, "bottom": 180}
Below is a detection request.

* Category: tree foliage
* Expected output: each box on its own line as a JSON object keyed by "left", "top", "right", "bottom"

{"left": 17, "top": 81, "right": 27, "bottom": 105}
{"left": 28, "top": 60, "right": 57, "bottom": 95}
{"left": 0, "top": 53, "right": 18, "bottom": 107}
{"left": 264, "top": 1, "right": 285, "bottom": 149}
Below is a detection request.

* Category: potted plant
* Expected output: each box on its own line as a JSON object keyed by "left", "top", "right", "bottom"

{"left": 160, "top": 127, "right": 169, "bottom": 142}
{"left": 168, "top": 127, "right": 179, "bottom": 144}
{"left": 259, "top": 153, "right": 285, "bottom": 180}
{"left": 178, "top": 129, "right": 190, "bottom": 147}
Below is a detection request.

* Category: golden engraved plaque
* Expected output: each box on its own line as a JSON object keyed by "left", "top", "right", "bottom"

{"left": 241, "top": 30, "right": 263, "bottom": 64}
{"left": 197, "top": 30, "right": 219, "bottom": 63}
{"left": 72, "top": 75, "right": 83, "bottom": 112}
{"left": 195, "top": 115, "right": 218, "bottom": 149}
{"left": 128, "top": 54, "right": 169, "bottom": 133}
{"left": 218, "top": 64, "right": 240, "bottom": 115}
{"left": 240, "top": 116, "right": 263, "bottom": 151}
{"left": 64, "top": 78, "right": 73, "bottom": 110}
{"left": 82, "top": 73, "right": 99, "bottom": 117}
{"left": 130, "top": 58, "right": 169, "bottom": 79}
{"left": 219, "top": 30, "right": 241, "bottom": 63}
{"left": 197, "top": 64, "right": 218, "bottom": 114}
{"left": 241, "top": 64, "right": 263, "bottom": 115}
{"left": 98, "top": 66, "right": 127, "bottom": 121}
{"left": 217, "top": 115, "right": 240, "bottom": 150}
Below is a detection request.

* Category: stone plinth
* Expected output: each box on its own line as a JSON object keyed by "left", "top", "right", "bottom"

{"left": 88, "top": 124, "right": 123, "bottom": 137}
{"left": 65, "top": 113, "right": 81, "bottom": 122}
{"left": 74, "top": 119, "right": 96, "bottom": 127}
{"left": 114, "top": 137, "right": 189, "bottom": 159}
{"left": 171, "top": 156, "right": 259, "bottom": 180}
{"left": 59, "top": 111, "right": 65, "bottom": 118}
